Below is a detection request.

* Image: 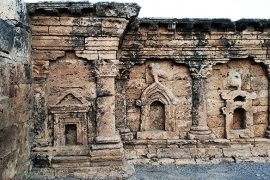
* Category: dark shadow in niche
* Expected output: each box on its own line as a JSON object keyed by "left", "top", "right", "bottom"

{"left": 149, "top": 101, "right": 165, "bottom": 131}
{"left": 65, "top": 124, "right": 77, "bottom": 145}
{"left": 234, "top": 95, "right": 246, "bottom": 102}
{"left": 232, "top": 108, "right": 246, "bottom": 130}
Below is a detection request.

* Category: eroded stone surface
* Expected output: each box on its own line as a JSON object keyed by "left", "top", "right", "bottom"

{"left": 3, "top": 1, "right": 270, "bottom": 179}
{"left": 0, "top": 0, "right": 31, "bottom": 179}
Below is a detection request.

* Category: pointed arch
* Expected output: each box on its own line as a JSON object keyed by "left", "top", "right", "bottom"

{"left": 139, "top": 81, "right": 178, "bottom": 132}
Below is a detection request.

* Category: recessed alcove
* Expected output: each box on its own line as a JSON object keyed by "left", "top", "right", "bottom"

{"left": 232, "top": 108, "right": 246, "bottom": 130}
{"left": 221, "top": 90, "right": 256, "bottom": 139}
{"left": 149, "top": 101, "right": 165, "bottom": 131}
{"left": 65, "top": 124, "right": 77, "bottom": 145}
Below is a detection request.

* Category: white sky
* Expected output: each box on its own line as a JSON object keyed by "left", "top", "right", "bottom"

{"left": 24, "top": 0, "right": 270, "bottom": 20}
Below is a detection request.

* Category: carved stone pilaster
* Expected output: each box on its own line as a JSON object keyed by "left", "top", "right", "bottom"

{"left": 188, "top": 64, "right": 212, "bottom": 140}
{"left": 95, "top": 60, "right": 121, "bottom": 144}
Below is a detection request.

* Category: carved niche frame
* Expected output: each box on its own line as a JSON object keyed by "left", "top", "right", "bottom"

{"left": 136, "top": 81, "right": 179, "bottom": 139}
{"left": 221, "top": 90, "right": 257, "bottom": 139}
{"left": 49, "top": 91, "right": 93, "bottom": 155}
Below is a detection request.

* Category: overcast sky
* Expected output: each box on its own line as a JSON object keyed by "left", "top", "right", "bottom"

{"left": 24, "top": 0, "right": 270, "bottom": 20}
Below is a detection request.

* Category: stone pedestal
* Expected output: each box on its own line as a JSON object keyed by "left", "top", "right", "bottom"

{"left": 188, "top": 68, "right": 212, "bottom": 140}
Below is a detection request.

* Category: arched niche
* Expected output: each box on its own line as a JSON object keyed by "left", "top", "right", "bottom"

{"left": 149, "top": 101, "right": 165, "bottom": 131}
{"left": 136, "top": 81, "right": 179, "bottom": 140}
{"left": 139, "top": 82, "right": 178, "bottom": 132}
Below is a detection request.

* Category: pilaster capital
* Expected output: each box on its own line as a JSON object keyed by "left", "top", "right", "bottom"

{"left": 190, "top": 64, "right": 213, "bottom": 79}
{"left": 96, "top": 60, "right": 119, "bottom": 77}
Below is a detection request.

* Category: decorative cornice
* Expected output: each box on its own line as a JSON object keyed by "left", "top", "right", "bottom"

{"left": 130, "top": 18, "right": 270, "bottom": 32}
{"left": 27, "top": 2, "right": 141, "bottom": 19}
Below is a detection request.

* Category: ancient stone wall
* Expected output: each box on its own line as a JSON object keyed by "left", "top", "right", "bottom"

{"left": 1, "top": 1, "right": 270, "bottom": 179}
{"left": 27, "top": 2, "right": 140, "bottom": 179}
{"left": 0, "top": 0, "right": 32, "bottom": 179}
{"left": 120, "top": 18, "right": 270, "bottom": 165}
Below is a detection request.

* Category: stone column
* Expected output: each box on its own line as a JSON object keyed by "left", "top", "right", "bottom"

{"left": 95, "top": 60, "right": 121, "bottom": 144}
{"left": 188, "top": 66, "right": 212, "bottom": 140}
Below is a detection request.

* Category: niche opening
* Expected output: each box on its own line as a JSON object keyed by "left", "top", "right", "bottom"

{"left": 149, "top": 101, "right": 165, "bottom": 131}
{"left": 65, "top": 124, "right": 77, "bottom": 145}
{"left": 232, "top": 108, "right": 246, "bottom": 129}
{"left": 234, "top": 96, "right": 246, "bottom": 102}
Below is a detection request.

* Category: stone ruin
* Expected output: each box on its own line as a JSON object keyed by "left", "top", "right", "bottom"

{"left": 2, "top": 0, "right": 270, "bottom": 179}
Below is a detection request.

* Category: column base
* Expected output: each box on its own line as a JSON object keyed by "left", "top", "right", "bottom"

{"left": 91, "top": 138, "right": 124, "bottom": 166}
{"left": 188, "top": 126, "right": 212, "bottom": 140}
{"left": 95, "top": 134, "right": 121, "bottom": 144}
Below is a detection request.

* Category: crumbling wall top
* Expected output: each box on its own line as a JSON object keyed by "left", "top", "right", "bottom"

{"left": 27, "top": 1, "right": 141, "bottom": 19}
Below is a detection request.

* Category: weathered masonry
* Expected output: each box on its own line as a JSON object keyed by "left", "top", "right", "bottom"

{"left": 2, "top": 1, "right": 270, "bottom": 179}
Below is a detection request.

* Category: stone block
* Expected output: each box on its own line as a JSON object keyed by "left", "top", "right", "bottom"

{"left": 254, "top": 124, "right": 267, "bottom": 137}
{"left": 207, "top": 115, "right": 225, "bottom": 128}
{"left": 209, "top": 157, "right": 235, "bottom": 164}
{"left": 157, "top": 148, "right": 191, "bottom": 159}
{"left": 72, "top": 26, "right": 102, "bottom": 36}
{"left": 251, "top": 76, "right": 268, "bottom": 90}
{"left": 98, "top": 51, "right": 117, "bottom": 60}
{"left": 206, "top": 102, "right": 224, "bottom": 116}
{"left": 251, "top": 147, "right": 269, "bottom": 157}
{"left": 32, "top": 50, "right": 65, "bottom": 60}
{"left": 91, "top": 148, "right": 122, "bottom": 157}
{"left": 85, "top": 37, "right": 119, "bottom": 50}
{"left": 80, "top": 17, "right": 102, "bottom": 27}
{"left": 31, "top": 16, "right": 60, "bottom": 25}
{"left": 124, "top": 150, "right": 137, "bottom": 159}
{"left": 127, "top": 112, "right": 140, "bottom": 132}
{"left": 137, "top": 131, "right": 179, "bottom": 140}
{"left": 128, "top": 158, "right": 150, "bottom": 165}
{"left": 49, "top": 26, "right": 73, "bottom": 35}
{"left": 195, "top": 158, "right": 212, "bottom": 164}
{"left": 95, "top": 2, "right": 140, "bottom": 18}
{"left": 235, "top": 156, "right": 266, "bottom": 163}
{"left": 205, "top": 148, "right": 223, "bottom": 158}
{"left": 102, "top": 18, "right": 128, "bottom": 29}
{"left": 32, "top": 36, "right": 84, "bottom": 50}
{"left": 223, "top": 147, "right": 252, "bottom": 158}
{"left": 136, "top": 148, "right": 148, "bottom": 157}
{"left": 75, "top": 50, "right": 98, "bottom": 61}
{"left": 190, "top": 148, "right": 206, "bottom": 158}
{"left": 158, "top": 158, "right": 175, "bottom": 165}
{"left": 253, "top": 111, "right": 268, "bottom": 124}
{"left": 102, "top": 27, "right": 125, "bottom": 36}
{"left": 32, "top": 26, "right": 49, "bottom": 35}
{"left": 59, "top": 17, "right": 80, "bottom": 26}
{"left": 175, "top": 158, "right": 196, "bottom": 165}
{"left": 211, "top": 127, "right": 225, "bottom": 138}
